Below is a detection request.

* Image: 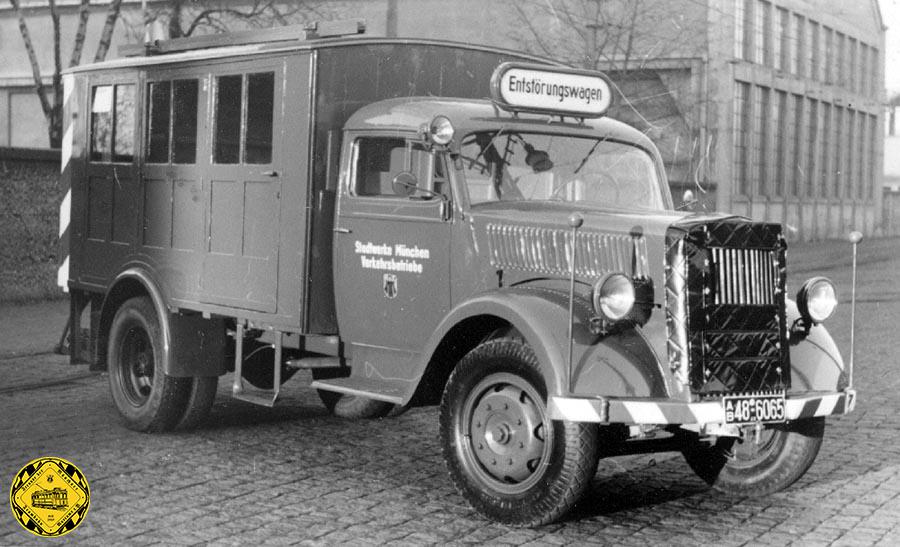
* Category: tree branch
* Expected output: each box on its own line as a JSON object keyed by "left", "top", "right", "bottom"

{"left": 8, "top": 0, "right": 52, "bottom": 121}
{"left": 50, "top": 0, "right": 63, "bottom": 146}
{"left": 68, "top": 0, "right": 91, "bottom": 68}
{"left": 93, "top": 0, "right": 123, "bottom": 62}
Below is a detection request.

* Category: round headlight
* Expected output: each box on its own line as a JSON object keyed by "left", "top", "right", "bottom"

{"left": 797, "top": 277, "right": 837, "bottom": 324}
{"left": 429, "top": 115, "right": 454, "bottom": 145}
{"left": 592, "top": 273, "right": 635, "bottom": 321}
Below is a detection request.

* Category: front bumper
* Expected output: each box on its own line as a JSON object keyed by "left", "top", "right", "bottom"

{"left": 549, "top": 389, "right": 857, "bottom": 424}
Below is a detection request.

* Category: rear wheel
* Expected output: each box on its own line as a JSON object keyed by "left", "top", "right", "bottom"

{"left": 440, "top": 337, "right": 599, "bottom": 526}
{"left": 682, "top": 417, "right": 825, "bottom": 496}
{"left": 175, "top": 377, "right": 218, "bottom": 430}
{"left": 107, "top": 297, "right": 190, "bottom": 432}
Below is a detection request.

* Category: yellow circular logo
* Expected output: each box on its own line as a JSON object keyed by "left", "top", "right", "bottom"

{"left": 9, "top": 457, "right": 90, "bottom": 537}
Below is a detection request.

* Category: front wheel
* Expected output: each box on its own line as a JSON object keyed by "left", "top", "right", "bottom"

{"left": 681, "top": 417, "right": 825, "bottom": 496}
{"left": 440, "top": 337, "right": 599, "bottom": 526}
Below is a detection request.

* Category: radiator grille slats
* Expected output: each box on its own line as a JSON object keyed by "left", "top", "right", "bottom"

{"left": 486, "top": 223, "right": 647, "bottom": 278}
{"left": 712, "top": 247, "right": 776, "bottom": 305}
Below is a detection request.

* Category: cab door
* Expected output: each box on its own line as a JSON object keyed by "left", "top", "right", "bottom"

{"left": 334, "top": 135, "right": 451, "bottom": 376}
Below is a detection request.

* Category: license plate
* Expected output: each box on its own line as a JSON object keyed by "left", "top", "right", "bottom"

{"left": 723, "top": 392, "right": 786, "bottom": 424}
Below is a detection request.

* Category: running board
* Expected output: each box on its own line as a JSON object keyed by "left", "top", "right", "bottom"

{"left": 286, "top": 356, "right": 342, "bottom": 369}
{"left": 231, "top": 323, "right": 281, "bottom": 407}
{"left": 309, "top": 376, "right": 407, "bottom": 405}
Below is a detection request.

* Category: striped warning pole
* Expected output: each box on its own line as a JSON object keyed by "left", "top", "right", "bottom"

{"left": 57, "top": 73, "right": 74, "bottom": 292}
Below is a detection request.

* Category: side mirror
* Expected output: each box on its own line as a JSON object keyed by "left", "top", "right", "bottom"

{"left": 391, "top": 171, "right": 418, "bottom": 197}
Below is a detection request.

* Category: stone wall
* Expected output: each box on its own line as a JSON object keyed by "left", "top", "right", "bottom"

{"left": 0, "top": 148, "right": 64, "bottom": 302}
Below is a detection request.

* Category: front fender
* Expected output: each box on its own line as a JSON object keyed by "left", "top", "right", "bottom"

{"left": 787, "top": 298, "right": 846, "bottom": 392}
{"left": 421, "top": 286, "right": 665, "bottom": 398}
{"left": 572, "top": 328, "right": 667, "bottom": 398}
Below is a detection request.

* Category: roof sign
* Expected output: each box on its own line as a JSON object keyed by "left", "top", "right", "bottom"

{"left": 490, "top": 62, "right": 613, "bottom": 118}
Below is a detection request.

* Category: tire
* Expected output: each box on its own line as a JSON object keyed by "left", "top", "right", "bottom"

{"left": 681, "top": 417, "right": 825, "bottom": 496}
{"left": 175, "top": 377, "right": 218, "bottom": 430}
{"left": 107, "top": 297, "right": 191, "bottom": 432}
{"left": 439, "top": 337, "right": 600, "bottom": 526}
{"left": 311, "top": 369, "right": 395, "bottom": 419}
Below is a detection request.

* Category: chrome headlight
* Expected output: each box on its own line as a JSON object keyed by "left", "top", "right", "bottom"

{"left": 592, "top": 273, "right": 635, "bottom": 321}
{"left": 797, "top": 277, "right": 837, "bottom": 324}
{"left": 428, "top": 115, "right": 454, "bottom": 145}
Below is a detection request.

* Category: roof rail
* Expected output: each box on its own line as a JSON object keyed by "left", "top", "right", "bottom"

{"left": 118, "top": 19, "right": 366, "bottom": 58}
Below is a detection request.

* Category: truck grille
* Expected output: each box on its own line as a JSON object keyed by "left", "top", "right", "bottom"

{"left": 711, "top": 248, "right": 777, "bottom": 306}
{"left": 666, "top": 219, "right": 790, "bottom": 396}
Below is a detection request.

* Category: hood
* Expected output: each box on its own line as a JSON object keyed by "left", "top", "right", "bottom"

{"left": 466, "top": 201, "right": 743, "bottom": 283}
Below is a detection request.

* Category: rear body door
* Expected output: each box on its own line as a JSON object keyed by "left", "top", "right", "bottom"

{"left": 79, "top": 75, "right": 139, "bottom": 285}
{"left": 199, "top": 60, "right": 285, "bottom": 313}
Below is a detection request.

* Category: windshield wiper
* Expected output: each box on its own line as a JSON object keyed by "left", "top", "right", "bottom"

{"left": 573, "top": 138, "right": 604, "bottom": 174}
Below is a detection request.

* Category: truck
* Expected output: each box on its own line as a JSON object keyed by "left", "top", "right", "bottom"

{"left": 58, "top": 21, "right": 858, "bottom": 526}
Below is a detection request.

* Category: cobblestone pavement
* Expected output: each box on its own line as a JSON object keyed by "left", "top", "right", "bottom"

{"left": 2, "top": 238, "right": 900, "bottom": 545}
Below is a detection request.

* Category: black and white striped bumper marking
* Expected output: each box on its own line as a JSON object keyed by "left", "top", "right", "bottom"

{"left": 549, "top": 389, "right": 857, "bottom": 424}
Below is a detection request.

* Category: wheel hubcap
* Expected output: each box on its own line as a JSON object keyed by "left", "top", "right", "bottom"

{"left": 461, "top": 372, "right": 551, "bottom": 494}
{"left": 120, "top": 326, "right": 154, "bottom": 406}
{"left": 727, "top": 426, "right": 781, "bottom": 468}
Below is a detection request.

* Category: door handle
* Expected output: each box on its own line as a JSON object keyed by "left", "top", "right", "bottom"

{"left": 262, "top": 170, "right": 278, "bottom": 177}
{"left": 334, "top": 227, "right": 351, "bottom": 234}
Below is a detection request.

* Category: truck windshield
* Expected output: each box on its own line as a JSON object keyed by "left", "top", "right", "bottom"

{"left": 460, "top": 131, "right": 665, "bottom": 210}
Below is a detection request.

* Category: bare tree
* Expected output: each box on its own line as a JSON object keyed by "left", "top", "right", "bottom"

{"left": 506, "top": 0, "right": 700, "bottom": 71}
{"left": 143, "top": 0, "right": 319, "bottom": 39}
{"left": 9, "top": 0, "right": 123, "bottom": 148}
{"left": 506, "top": 0, "right": 714, "bottom": 196}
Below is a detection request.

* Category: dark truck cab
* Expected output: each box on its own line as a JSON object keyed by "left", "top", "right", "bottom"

{"left": 59, "top": 25, "right": 855, "bottom": 525}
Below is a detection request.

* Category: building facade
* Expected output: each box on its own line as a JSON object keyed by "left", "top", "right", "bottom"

{"left": 0, "top": 0, "right": 885, "bottom": 240}
{"left": 711, "top": 0, "right": 885, "bottom": 239}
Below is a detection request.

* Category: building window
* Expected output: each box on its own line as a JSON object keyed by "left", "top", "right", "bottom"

{"left": 868, "top": 114, "right": 877, "bottom": 200}
{"left": 847, "top": 110, "right": 857, "bottom": 199}
{"left": 747, "top": 86, "right": 769, "bottom": 195}
{"left": 774, "top": 91, "right": 787, "bottom": 196}
{"left": 823, "top": 27, "right": 834, "bottom": 84}
{"left": 734, "top": 82, "right": 752, "bottom": 195}
{"left": 783, "top": 93, "right": 796, "bottom": 197}
{"left": 849, "top": 38, "right": 858, "bottom": 93}
{"left": 820, "top": 103, "right": 831, "bottom": 197}
{"left": 790, "top": 94, "right": 804, "bottom": 197}
{"left": 871, "top": 48, "right": 880, "bottom": 97}
{"left": 774, "top": 7, "right": 788, "bottom": 70}
{"left": 835, "top": 32, "right": 846, "bottom": 88}
{"left": 751, "top": 86, "right": 768, "bottom": 196}
{"left": 755, "top": 1, "right": 770, "bottom": 65}
{"left": 735, "top": 0, "right": 755, "bottom": 60}
{"left": 833, "top": 106, "right": 844, "bottom": 198}
{"left": 90, "top": 83, "right": 135, "bottom": 163}
{"left": 859, "top": 44, "right": 869, "bottom": 96}
{"left": 806, "top": 99, "right": 818, "bottom": 198}
{"left": 807, "top": 22, "right": 819, "bottom": 82}
{"left": 857, "top": 113, "right": 866, "bottom": 199}
{"left": 788, "top": 15, "right": 803, "bottom": 76}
